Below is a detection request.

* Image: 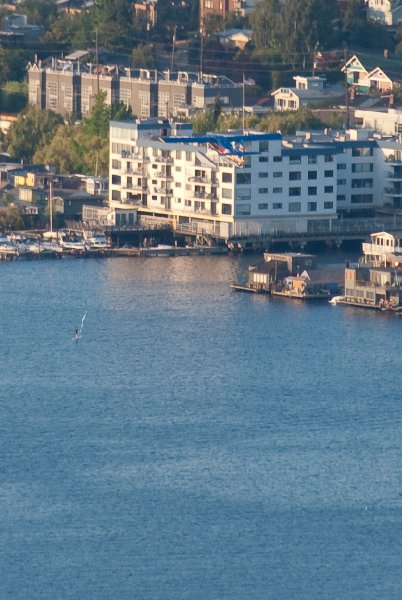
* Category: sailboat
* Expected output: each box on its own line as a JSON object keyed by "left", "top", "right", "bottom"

{"left": 72, "top": 311, "right": 87, "bottom": 341}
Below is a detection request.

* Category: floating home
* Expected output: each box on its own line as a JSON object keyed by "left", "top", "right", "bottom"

{"left": 232, "top": 252, "right": 335, "bottom": 298}
{"left": 337, "top": 231, "right": 402, "bottom": 310}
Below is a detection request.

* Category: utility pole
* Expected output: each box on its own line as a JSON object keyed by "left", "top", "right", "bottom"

{"left": 312, "top": 42, "right": 319, "bottom": 77}
{"left": 95, "top": 26, "right": 100, "bottom": 94}
{"left": 170, "top": 25, "right": 177, "bottom": 71}
{"left": 200, "top": 29, "right": 204, "bottom": 75}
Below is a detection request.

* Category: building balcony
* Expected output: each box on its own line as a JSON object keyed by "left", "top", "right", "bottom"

{"left": 189, "top": 176, "right": 211, "bottom": 183}
{"left": 385, "top": 157, "right": 402, "bottom": 165}
{"left": 154, "top": 171, "right": 173, "bottom": 179}
{"left": 363, "top": 242, "right": 402, "bottom": 255}
{"left": 125, "top": 184, "right": 149, "bottom": 192}
{"left": 155, "top": 156, "right": 173, "bottom": 164}
{"left": 154, "top": 187, "right": 174, "bottom": 195}
{"left": 385, "top": 171, "right": 402, "bottom": 180}
{"left": 384, "top": 187, "right": 402, "bottom": 196}
{"left": 124, "top": 168, "right": 146, "bottom": 176}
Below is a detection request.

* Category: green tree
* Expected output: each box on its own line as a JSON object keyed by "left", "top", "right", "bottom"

{"left": 45, "top": 12, "right": 93, "bottom": 49}
{"left": 82, "top": 91, "right": 110, "bottom": 138}
{"left": 251, "top": 0, "right": 340, "bottom": 66}
{"left": 0, "top": 205, "right": 23, "bottom": 230}
{"left": 131, "top": 44, "right": 155, "bottom": 69}
{"left": 94, "top": 0, "right": 133, "bottom": 51}
{"left": 6, "top": 106, "right": 63, "bottom": 162}
{"left": 19, "top": 0, "right": 57, "bottom": 27}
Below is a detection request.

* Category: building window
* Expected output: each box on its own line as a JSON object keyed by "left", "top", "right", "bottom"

{"left": 236, "top": 203, "right": 251, "bottom": 215}
{"left": 185, "top": 199, "right": 192, "bottom": 206}
{"left": 273, "top": 172, "right": 282, "bottom": 178}
{"left": 324, "top": 201, "right": 334, "bottom": 209}
{"left": 273, "top": 187, "right": 282, "bottom": 193}
{"left": 324, "top": 170, "right": 333, "bottom": 177}
{"left": 324, "top": 186, "right": 333, "bottom": 193}
{"left": 258, "top": 203, "right": 268, "bottom": 209}
{"left": 259, "top": 156, "right": 268, "bottom": 163}
{"left": 337, "top": 179, "right": 346, "bottom": 185}
{"left": 222, "top": 188, "right": 232, "bottom": 199}
{"left": 351, "top": 194, "right": 373, "bottom": 203}
{"left": 222, "top": 203, "right": 232, "bottom": 215}
{"left": 112, "top": 160, "right": 121, "bottom": 169}
{"left": 273, "top": 202, "right": 282, "bottom": 209}
{"left": 289, "top": 187, "right": 301, "bottom": 196}
{"left": 259, "top": 172, "right": 268, "bottom": 178}
{"left": 259, "top": 188, "right": 268, "bottom": 194}
{"left": 236, "top": 173, "right": 251, "bottom": 184}
{"left": 351, "top": 178, "right": 373, "bottom": 188}
{"left": 289, "top": 157, "right": 301, "bottom": 165}
{"left": 288, "top": 202, "right": 301, "bottom": 212}
{"left": 337, "top": 163, "right": 346, "bottom": 170}
{"left": 324, "top": 155, "right": 334, "bottom": 162}
{"left": 289, "top": 172, "right": 301, "bottom": 180}
{"left": 307, "top": 202, "right": 317, "bottom": 211}
{"left": 259, "top": 141, "right": 269, "bottom": 152}
{"left": 352, "top": 147, "right": 373, "bottom": 157}
{"left": 112, "top": 175, "right": 121, "bottom": 184}
{"left": 308, "top": 186, "right": 317, "bottom": 195}
{"left": 273, "top": 156, "right": 282, "bottom": 162}
{"left": 308, "top": 155, "right": 317, "bottom": 164}
{"left": 176, "top": 151, "right": 181, "bottom": 159}
{"left": 352, "top": 163, "right": 373, "bottom": 173}
{"left": 308, "top": 171, "right": 317, "bottom": 180}
{"left": 337, "top": 194, "right": 346, "bottom": 202}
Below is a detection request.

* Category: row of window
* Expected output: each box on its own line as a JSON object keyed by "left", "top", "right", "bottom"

{"left": 235, "top": 170, "right": 335, "bottom": 184}
{"left": 236, "top": 201, "right": 334, "bottom": 215}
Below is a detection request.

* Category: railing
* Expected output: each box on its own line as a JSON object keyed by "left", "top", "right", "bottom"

{"left": 154, "top": 171, "right": 173, "bottom": 179}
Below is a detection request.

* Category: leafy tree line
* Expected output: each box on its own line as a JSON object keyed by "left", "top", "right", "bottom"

{"left": 4, "top": 92, "right": 132, "bottom": 175}
{"left": 191, "top": 101, "right": 344, "bottom": 135}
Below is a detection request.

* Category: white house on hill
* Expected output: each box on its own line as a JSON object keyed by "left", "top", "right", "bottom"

{"left": 271, "top": 76, "right": 344, "bottom": 111}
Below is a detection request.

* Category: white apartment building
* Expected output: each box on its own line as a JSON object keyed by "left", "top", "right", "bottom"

{"left": 109, "top": 120, "right": 402, "bottom": 236}
{"left": 354, "top": 107, "right": 402, "bottom": 135}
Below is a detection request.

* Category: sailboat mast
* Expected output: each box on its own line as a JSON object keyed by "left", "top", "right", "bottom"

{"left": 49, "top": 178, "right": 53, "bottom": 234}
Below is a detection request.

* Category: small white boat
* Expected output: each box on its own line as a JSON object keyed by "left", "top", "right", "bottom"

{"left": 329, "top": 295, "right": 345, "bottom": 305}
{"left": 85, "top": 236, "right": 111, "bottom": 251}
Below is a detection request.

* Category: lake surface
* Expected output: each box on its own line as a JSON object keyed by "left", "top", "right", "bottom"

{"left": 0, "top": 255, "right": 401, "bottom": 599}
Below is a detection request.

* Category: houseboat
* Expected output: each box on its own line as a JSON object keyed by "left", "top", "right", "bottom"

{"left": 271, "top": 271, "right": 331, "bottom": 299}
{"left": 231, "top": 252, "right": 337, "bottom": 298}
{"left": 335, "top": 231, "right": 402, "bottom": 311}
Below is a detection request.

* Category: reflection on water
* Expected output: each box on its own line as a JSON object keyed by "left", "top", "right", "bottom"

{"left": 0, "top": 255, "right": 401, "bottom": 600}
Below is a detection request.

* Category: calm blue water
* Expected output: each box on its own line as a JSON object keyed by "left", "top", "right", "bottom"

{"left": 0, "top": 255, "right": 401, "bottom": 600}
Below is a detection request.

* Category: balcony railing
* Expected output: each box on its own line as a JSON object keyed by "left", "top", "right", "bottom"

{"left": 155, "top": 156, "right": 173, "bottom": 164}
{"left": 154, "top": 171, "right": 173, "bottom": 179}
